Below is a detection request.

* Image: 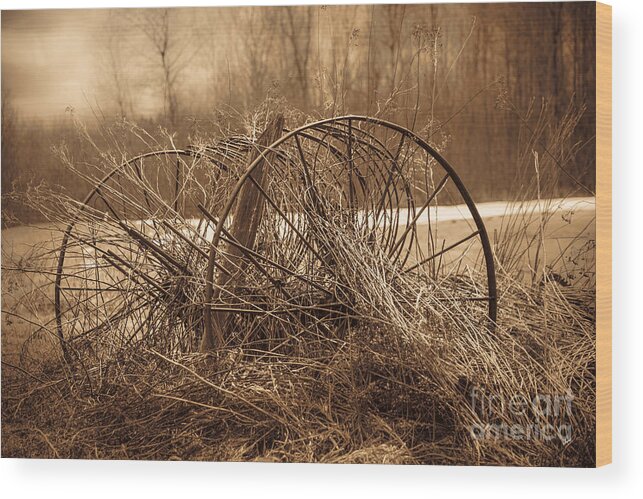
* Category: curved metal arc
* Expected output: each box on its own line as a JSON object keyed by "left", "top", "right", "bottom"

{"left": 202, "top": 116, "right": 497, "bottom": 350}
{"left": 320, "top": 117, "right": 497, "bottom": 327}
{"left": 54, "top": 149, "right": 214, "bottom": 358}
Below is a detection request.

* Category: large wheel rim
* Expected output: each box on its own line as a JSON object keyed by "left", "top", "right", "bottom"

{"left": 203, "top": 115, "right": 497, "bottom": 349}
{"left": 54, "top": 142, "right": 246, "bottom": 359}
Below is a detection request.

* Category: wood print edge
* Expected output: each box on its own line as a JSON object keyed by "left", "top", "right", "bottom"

{"left": 595, "top": 0, "right": 612, "bottom": 468}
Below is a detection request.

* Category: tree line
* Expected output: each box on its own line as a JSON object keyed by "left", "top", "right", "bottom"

{"left": 2, "top": 2, "right": 596, "bottom": 225}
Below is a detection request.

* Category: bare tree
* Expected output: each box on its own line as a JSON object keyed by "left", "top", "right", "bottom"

{"left": 278, "top": 7, "right": 314, "bottom": 108}
{"left": 101, "top": 11, "right": 133, "bottom": 118}
{"left": 233, "top": 8, "right": 277, "bottom": 108}
{"left": 381, "top": 4, "right": 406, "bottom": 98}
{"left": 136, "top": 9, "right": 195, "bottom": 125}
{"left": 1, "top": 88, "right": 18, "bottom": 226}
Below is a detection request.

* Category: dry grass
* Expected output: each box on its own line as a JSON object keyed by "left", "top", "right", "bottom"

{"left": 1, "top": 220, "right": 596, "bottom": 466}
{"left": 1, "top": 285, "right": 595, "bottom": 465}
{"left": 1, "top": 114, "right": 596, "bottom": 466}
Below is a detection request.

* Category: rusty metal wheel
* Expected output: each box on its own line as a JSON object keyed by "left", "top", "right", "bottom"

{"left": 202, "top": 115, "right": 497, "bottom": 350}
{"left": 54, "top": 143, "right": 244, "bottom": 360}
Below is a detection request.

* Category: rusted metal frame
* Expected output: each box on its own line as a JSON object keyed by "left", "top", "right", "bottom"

{"left": 290, "top": 132, "right": 368, "bottom": 333}
{"left": 347, "top": 119, "right": 357, "bottom": 218}
{"left": 203, "top": 116, "right": 497, "bottom": 344}
{"left": 197, "top": 204, "right": 293, "bottom": 293}
{"left": 158, "top": 220, "right": 210, "bottom": 273}
{"left": 163, "top": 219, "right": 245, "bottom": 282}
{"left": 357, "top": 127, "right": 416, "bottom": 253}
{"left": 309, "top": 125, "right": 399, "bottom": 249}
{"left": 317, "top": 119, "right": 409, "bottom": 200}
{"left": 345, "top": 130, "right": 408, "bottom": 246}
{"left": 420, "top": 154, "right": 439, "bottom": 278}
{"left": 197, "top": 204, "right": 333, "bottom": 299}
{"left": 69, "top": 295, "right": 152, "bottom": 343}
{"left": 346, "top": 117, "right": 496, "bottom": 325}
{"left": 200, "top": 136, "right": 254, "bottom": 168}
{"left": 116, "top": 220, "right": 191, "bottom": 276}
{"left": 313, "top": 123, "right": 371, "bottom": 203}
{"left": 345, "top": 128, "right": 406, "bottom": 250}
{"left": 351, "top": 127, "right": 430, "bottom": 269}
{"left": 133, "top": 157, "right": 162, "bottom": 238}
{"left": 386, "top": 141, "right": 430, "bottom": 268}
{"left": 95, "top": 185, "right": 171, "bottom": 275}
{"left": 57, "top": 274, "right": 150, "bottom": 324}
{"left": 104, "top": 249, "right": 171, "bottom": 297}
{"left": 437, "top": 296, "right": 494, "bottom": 302}
{"left": 160, "top": 220, "right": 209, "bottom": 260}
{"left": 388, "top": 173, "right": 450, "bottom": 259}
{"left": 60, "top": 231, "right": 165, "bottom": 309}
{"left": 203, "top": 117, "right": 287, "bottom": 349}
{"left": 239, "top": 176, "right": 348, "bottom": 296}
{"left": 208, "top": 300, "right": 352, "bottom": 316}
{"left": 372, "top": 133, "right": 406, "bottom": 246}
{"left": 198, "top": 203, "right": 345, "bottom": 341}
{"left": 318, "top": 122, "right": 414, "bottom": 253}
{"left": 244, "top": 173, "right": 329, "bottom": 265}
{"left": 174, "top": 157, "right": 182, "bottom": 213}
{"left": 122, "top": 307, "right": 158, "bottom": 349}
{"left": 364, "top": 135, "right": 409, "bottom": 254}
{"left": 312, "top": 124, "right": 372, "bottom": 198}
{"left": 201, "top": 140, "right": 249, "bottom": 166}
{"left": 54, "top": 149, "right": 210, "bottom": 357}
{"left": 58, "top": 279, "right": 153, "bottom": 351}
{"left": 281, "top": 129, "right": 366, "bottom": 281}
{"left": 295, "top": 133, "right": 328, "bottom": 223}
{"left": 287, "top": 124, "right": 451, "bottom": 290}
{"left": 293, "top": 133, "right": 338, "bottom": 269}
{"left": 403, "top": 230, "right": 481, "bottom": 274}
{"left": 90, "top": 225, "right": 107, "bottom": 330}
{"left": 59, "top": 286, "right": 135, "bottom": 293}
{"left": 98, "top": 254, "right": 189, "bottom": 350}
{"left": 202, "top": 131, "right": 354, "bottom": 349}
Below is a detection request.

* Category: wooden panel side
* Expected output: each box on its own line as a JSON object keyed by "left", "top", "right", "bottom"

{"left": 596, "top": 1, "right": 612, "bottom": 468}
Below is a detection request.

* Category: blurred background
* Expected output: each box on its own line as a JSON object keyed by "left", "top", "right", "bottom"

{"left": 1, "top": 2, "right": 596, "bottom": 225}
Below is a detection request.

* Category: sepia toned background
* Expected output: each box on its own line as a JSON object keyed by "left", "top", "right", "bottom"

{"left": 2, "top": 2, "right": 596, "bottom": 224}
{"left": 1, "top": 1, "right": 602, "bottom": 468}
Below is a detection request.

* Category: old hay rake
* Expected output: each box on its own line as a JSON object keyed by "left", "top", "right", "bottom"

{"left": 53, "top": 115, "right": 497, "bottom": 361}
